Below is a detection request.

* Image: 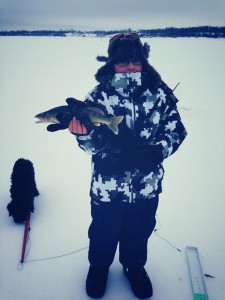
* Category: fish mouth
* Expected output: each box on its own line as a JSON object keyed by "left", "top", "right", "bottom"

{"left": 35, "top": 117, "right": 47, "bottom": 123}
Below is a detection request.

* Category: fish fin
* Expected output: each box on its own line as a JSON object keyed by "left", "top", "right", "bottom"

{"left": 92, "top": 122, "right": 101, "bottom": 126}
{"left": 108, "top": 116, "right": 124, "bottom": 135}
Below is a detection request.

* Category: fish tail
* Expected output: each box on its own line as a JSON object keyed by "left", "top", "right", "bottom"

{"left": 108, "top": 116, "right": 124, "bottom": 135}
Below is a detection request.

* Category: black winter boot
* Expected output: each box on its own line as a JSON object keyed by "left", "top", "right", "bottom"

{"left": 86, "top": 266, "right": 109, "bottom": 298}
{"left": 124, "top": 267, "right": 153, "bottom": 299}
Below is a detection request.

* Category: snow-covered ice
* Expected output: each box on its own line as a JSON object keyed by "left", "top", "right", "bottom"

{"left": 0, "top": 36, "right": 225, "bottom": 299}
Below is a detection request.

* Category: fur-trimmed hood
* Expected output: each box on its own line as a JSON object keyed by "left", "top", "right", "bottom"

{"left": 94, "top": 33, "right": 162, "bottom": 92}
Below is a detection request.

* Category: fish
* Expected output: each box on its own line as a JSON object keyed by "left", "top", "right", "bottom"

{"left": 35, "top": 97, "right": 124, "bottom": 135}
{"left": 35, "top": 105, "right": 71, "bottom": 124}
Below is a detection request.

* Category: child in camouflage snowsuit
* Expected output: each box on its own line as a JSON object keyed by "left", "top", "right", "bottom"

{"left": 68, "top": 33, "right": 187, "bottom": 299}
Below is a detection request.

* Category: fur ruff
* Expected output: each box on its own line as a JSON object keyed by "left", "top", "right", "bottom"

{"left": 7, "top": 158, "right": 39, "bottom": 223}
{"left": 95, "top": 35, "right": 161, "bottom": 92}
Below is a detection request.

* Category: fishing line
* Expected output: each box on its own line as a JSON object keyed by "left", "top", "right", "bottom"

{"left": 24, "top": 246, "right": 89, "bottom": 263}
{"left": 154, "top": 215, "right": 182, "bottom": 252}
{"left": 17, "top": 229, "right": 32, "bottom": 270}
{"left": 17, "top": 244, "right": 89, "bottom": 269}
{"left": 17, "top": 216, "right": 181, "bottom": 269}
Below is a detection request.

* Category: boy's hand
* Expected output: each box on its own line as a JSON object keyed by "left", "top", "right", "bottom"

{"left": 68, "top": 117, "right": 88, "bottom": 135}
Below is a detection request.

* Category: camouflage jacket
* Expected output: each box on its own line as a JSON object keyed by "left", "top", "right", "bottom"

{"left": 76, "top": 72, "right": 187, "bottom": 203}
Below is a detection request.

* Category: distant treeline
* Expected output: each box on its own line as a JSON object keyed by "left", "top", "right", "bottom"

{"left": 0, "top": 26, "right": 225, "bottom": 38}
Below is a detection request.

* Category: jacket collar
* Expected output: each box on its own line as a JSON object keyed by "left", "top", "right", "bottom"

{"left": 111, "top": 72, "right": 143, "bottom": 97}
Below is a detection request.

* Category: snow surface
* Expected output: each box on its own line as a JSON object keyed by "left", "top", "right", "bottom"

{"left": 0, "top": 37, "right": 225, "bottom": 300}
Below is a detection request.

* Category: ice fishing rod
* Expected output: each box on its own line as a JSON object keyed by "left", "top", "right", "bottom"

{"left": 172, "top": 82, "right": 180, "bottom": 92}
{"left": 20, "top": 213, "right": 31, "bottom": 264}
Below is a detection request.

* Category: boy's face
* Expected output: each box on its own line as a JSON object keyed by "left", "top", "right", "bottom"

{"left": 114, "top": 61, "right": 143, "bottom": 73}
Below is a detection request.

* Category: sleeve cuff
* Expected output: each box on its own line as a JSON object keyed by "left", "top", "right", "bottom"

{"left": 75, "top": 129, "right": 95, "bottom": 141}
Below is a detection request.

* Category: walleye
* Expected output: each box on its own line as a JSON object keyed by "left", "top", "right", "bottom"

{"left": 35, "top": 97, "right": 124, "bottom": 135}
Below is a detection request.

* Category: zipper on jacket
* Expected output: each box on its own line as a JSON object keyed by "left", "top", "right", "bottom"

{"left": 130, "top": 97, "right": 136, "bottom": 203}
{"left": 128, "top": 173, "right": 134, "bottom": 203}
{"left": 130, "top": 174, "right": 135, "bottom": 203}
{"left": 131, "top": 97, "right": 136, "bottom": 131}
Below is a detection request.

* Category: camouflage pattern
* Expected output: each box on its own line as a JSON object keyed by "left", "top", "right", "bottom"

{"left": 76, "top": 72, "right": 187, "bottom": 203}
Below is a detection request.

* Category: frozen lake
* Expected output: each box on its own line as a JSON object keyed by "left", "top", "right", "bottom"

{"left": 0, "top": 36, "right": 225, "bottom": 299}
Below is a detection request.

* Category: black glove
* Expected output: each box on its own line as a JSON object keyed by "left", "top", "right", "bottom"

{"left": 47, "top": 123, "right": 68, "bottom": 132}
{"left": 128, "top": 142, "right": 164, "bottom": 172}
{"left": 105, "top": 124, "right": 164, "bottom": 173}
{"left": 93, "top": 153, "right": 124, "bottom": 176}
{"left": 46, "top": 109, "right": 72, "bottom": 132}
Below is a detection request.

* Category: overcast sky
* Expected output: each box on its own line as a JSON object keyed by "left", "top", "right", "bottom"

{"left": 0, "top": 0, "right": 224, "bottom": 31}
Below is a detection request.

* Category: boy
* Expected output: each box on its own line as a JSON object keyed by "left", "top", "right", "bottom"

{"left": 68, "top": 33, "right": 187, "bottom": 299}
